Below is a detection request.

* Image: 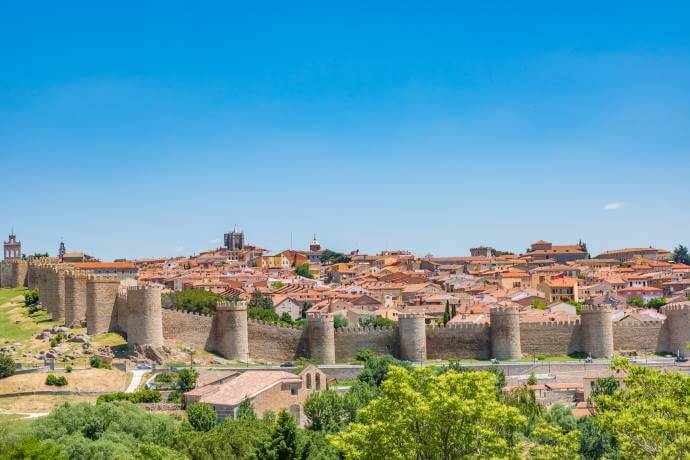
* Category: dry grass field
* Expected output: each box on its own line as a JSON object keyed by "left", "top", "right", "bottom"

{"left": 0, "top": 368, "right": 126, "bottom": 394}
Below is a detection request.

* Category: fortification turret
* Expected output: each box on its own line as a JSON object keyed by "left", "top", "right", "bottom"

{"left": 580, "top": 304, "right": 614, "bottom": 358}
{"left": 307, "top": 313, "right": 335, "bottom": 364}
{"left": 126, "top": 286, "right": 164, "bottom": 350}
{"left": 662, "top": 302, "right": 690, "bottom": 357}
{"left": 490, "top": 306, "right": 522, "bottom": 360}
{"left": 86, "top": 275, "right": 120, "bottom": 335}
{"left": 214, "top": 300, "right": 249, "bottom": 361}
{"left": 49, "top": 267, "right": 66, "bottom": 324}
{"left": 398, "top": 313, "right": 427, "bottom": 362}
{"left": 0, "top": 260, "right": 27, "bottom": 289}
{"left": 64, "top": 270, "right": 88, "bottom": 327}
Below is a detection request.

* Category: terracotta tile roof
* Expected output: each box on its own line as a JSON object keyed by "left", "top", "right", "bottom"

{"left": 70, "top": 262, "right": 136, "bottom": 269}
{"left": 186, "top": 371, "right": 301, "bottom": 406}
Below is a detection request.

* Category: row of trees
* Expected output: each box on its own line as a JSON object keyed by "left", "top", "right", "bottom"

{"left": 165, "top": 289, "right": 232, "bottom": 315}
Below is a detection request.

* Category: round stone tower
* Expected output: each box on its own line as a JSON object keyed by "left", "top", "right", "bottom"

{"left": 126, "top": 286, "right": 164, "bottom": 350}
{"left": 86, "top": 275, "right": 121, "bottom": 335}
{"left": 662, "top": 302, "right": 690, "bottom": 357}
{"left": 215, "top": 300, "right": 249, "bottom": 361}
{"left": 307, "top": 313, "right": 335, "bottom": 365}
{"left": 580, "top": 304, "right": 614, "bottom": 358}
{"left": 398, "top": 313, "right": 427, "bottom": 362}
{"left": 64, "top": 270, "right": 88, "bottom": 327}
{"left": 52, "top": 267, "right": 66, "bottom": 324}
{"left": 490, "top": 306, "right": 522, "bottom": 360}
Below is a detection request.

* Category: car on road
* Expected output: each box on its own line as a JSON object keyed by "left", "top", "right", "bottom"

{"left": 136, "top": 363, "right": 153, "bottom": 370}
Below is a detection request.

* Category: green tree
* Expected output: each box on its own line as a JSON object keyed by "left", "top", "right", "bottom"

{"left": 442, "top": 301, "right": 450, "bottom": 325}
{"left": 590, "top": 376, "right": 619, "bottom": 399}
{"left": 593, "top": 358, "right": 690, "bottom": 458}
{"left": 504, "top": 385, "right": 544, "bottom": 435}
{"left": 357, "top": 315, "right": 395, "bottom": 328}
{"left": 295, "top": 263, "right": 313, "bottom": 279}
{"left": 357, "top": 354, "right": 411, "bottom": 387}
{"left": 450, "top": 302, "right": 457, "bottom": 319}
{"left": 28, "top": 401, "right": 185, "bottom": 459}
{"left": 164, "top": 289, "right": 230, "bottom": 315}
{"left": 672, "top": 244, "right": 690, "bottom": 265}
{"left": 237, "top": 398, "right": 256, "bottom": 420}
{"left": 0, "top": 437, "right": 67, "bottom": 460}
{"left": 626, "top": 296, "right": 645, "bottom": 308}
{"left": 301, "top": 302, "right": 312, "bottom": 319}
{"left": 0, "top": 354, "right": 15, "bottom": 379}
{"left": 333, "top": 314, "right": 348, "bottom": 329}
{"left": 531, "top": 299, "right": 547, "bottom": 309}
{"left": 249, "top": 290, "right": 274, "bottom": 309}
{"left": 263, "top": 409, "right": 299, "bottom": 460}
{"left": 175, "top": 417, "right": 271, "bottom": 459}
{"left": 645, "top": 297, "right": 668, "bottom": 310}
{"left": 177, "top": 368, "right": 198, "bottom": 393}
{"left": 331, "top": 366, "right": 526, "bottom": 459}
{"left": 527, "top": 372, "right": 538, "bottom": 386}
{"left": 304, "top": 391, "right": 346, "bottom": 433}
{"left": 319, "top": 250, "right": 351, "bottom": 265}
{"left": 577, "top": 416, "right": 620, "bottom": 460}
{"left": 271, "top": 281, "right": 286, "bottom": 289}
{"left": 187, "top": 403, "right": 217, "bottom": 432}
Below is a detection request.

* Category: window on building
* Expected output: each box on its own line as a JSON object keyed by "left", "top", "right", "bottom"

{"left": 315, "top": 373, "right": 321, "bottom": 390}
{"left": 306, "top": 373, "right": 312, "bottom": 389}
{"left": 290, "top": 387, "right": 298, "bottom": 396}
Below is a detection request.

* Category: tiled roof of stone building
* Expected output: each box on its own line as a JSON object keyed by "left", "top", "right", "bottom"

{"left": 185, "top": 371, "right": 301, "bottom": 407}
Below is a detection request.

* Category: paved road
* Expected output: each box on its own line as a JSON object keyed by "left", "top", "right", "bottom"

{"left": 126, "top": 369, "right": 150, "bottom": 393}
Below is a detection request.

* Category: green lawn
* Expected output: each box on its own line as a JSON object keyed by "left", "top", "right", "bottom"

{"left": 0, "top": 287, "right": 57, "bottom": 344}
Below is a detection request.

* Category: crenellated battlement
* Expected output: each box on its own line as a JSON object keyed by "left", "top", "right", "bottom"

{"left": 335, "top": 325, "right": 397, "bottom": 334}
{"left": 86, "top": 274, "right": 120, "bottom": 283}
{"left": 490, "top": 306, "right": 520, "bottom": 315}
{"left": 581, "top": 304, "right": 613, "bottom": 313}
{"left": 613, "top": 320, "right": 663, "bottom": 326}
{"left": 662, "top": 302, "right": 690, "bottom": 313}
{"left": 427, "top": 322, "right": 490, "bottom": 331}
{"left": 398, "top": 312, "right": 425, "bottom": 319}
{"left": 521, "top": 319, "right": 581, "bottom": 328}
{"left": 216, "top": 300, "right": 247, "bottom": 311}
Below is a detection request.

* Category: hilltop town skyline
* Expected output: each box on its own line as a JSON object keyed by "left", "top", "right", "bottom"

{"left": 1, "top": 226, "right": 685, "bottom": 263}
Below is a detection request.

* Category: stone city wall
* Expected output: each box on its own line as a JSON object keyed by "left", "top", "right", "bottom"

{"left": 426, "top": 323, "right": 491, "bottom": 360}
{"left": 21, "top": 260, "right": 690, "bottom": 363}
{"left": 335, "top": 326, "right": 399, "bottom": 362}
{"left": 520, "top": 321, "right": 582, "bottom": 356}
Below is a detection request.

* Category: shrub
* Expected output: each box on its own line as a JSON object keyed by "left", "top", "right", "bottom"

{"left": 89, "top": 356, "right": 110, "bottom": 369}
{"left": 187, "top": 403, "right": 217, "bottom": 432}
{"left": 177, "top": 368, "right": 198, "bottom": 393}
{"left": 49, "top": 333, "right": 64, "bottom": 348}
{"left": 154, "top": 373, "right": 178, "bottom": 384}
{"left": 333, "top": 314, "right": 349, "bottom": 329}
{"left": 45, "top": 374, "right": 68, "bottom": 386}
{"left": 167, "top": 391, "right": 182, "bottom": 403}
{"left": 65, "top": 365, "right": 73, "bottom": 373}
{"left": 96, "top": 389, "right": 162, "bottom": 404}
{"left": 0, "top": 354, "right": 16, "bottom": 379}
{"left": 24, "top": 290, "right": 39, "bottom": 306}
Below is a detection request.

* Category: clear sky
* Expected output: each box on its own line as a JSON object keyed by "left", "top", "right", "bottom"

{"left": 1, "top": 2, "right": 689, "bottom": 260}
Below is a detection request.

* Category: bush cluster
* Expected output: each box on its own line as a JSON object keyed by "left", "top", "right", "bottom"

{"left": 45, "top": 374, "right": 68, "bottom": 386}
{"left": 96, "top": 389, "right": 162, "bottom": 404}
{"left": 89, "top": 356, "right": 111, "bottom": 369}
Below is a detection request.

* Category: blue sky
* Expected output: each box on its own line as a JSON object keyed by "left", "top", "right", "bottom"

{"left": 1, "top": 2, "right": 689, "bottom": 260}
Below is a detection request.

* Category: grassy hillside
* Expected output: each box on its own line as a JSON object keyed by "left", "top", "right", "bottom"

{"left": 0, "top": 287, "right": 57, "bottom": 344}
